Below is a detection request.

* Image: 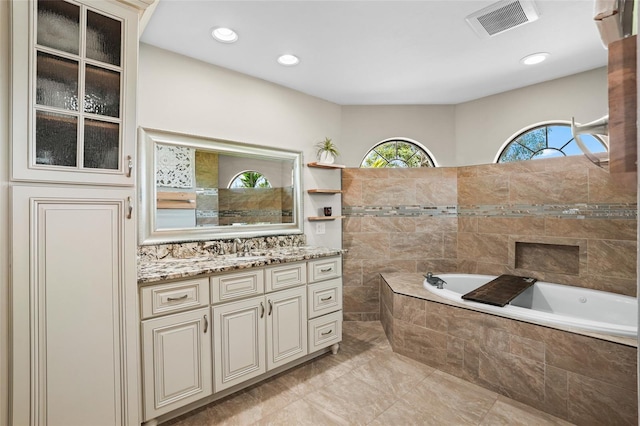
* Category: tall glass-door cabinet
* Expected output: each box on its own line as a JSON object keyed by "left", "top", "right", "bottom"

{"left": 9, "top": 1, "right": 146, "bottom": 425}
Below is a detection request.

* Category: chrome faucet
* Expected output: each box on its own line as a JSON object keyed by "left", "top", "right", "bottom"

{"left": 425, "top": 272, "right": 446, "bottom": 289}
{"left": 232, "top": 238, "right": 242, "bottom": 255}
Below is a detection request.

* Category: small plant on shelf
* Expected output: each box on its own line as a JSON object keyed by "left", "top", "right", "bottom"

{"left": 315, "top": 137, "right": 340, "bottom": 164}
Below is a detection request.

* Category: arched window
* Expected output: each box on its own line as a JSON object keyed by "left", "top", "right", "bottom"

{"left": 360, "top": 139, "right": 436, "bottom": 168}
{"left": 228, "top": 171, "right": 271, "bottom": 188}
{"left": 496, "top": 122, "right": 607, "bottom": 163}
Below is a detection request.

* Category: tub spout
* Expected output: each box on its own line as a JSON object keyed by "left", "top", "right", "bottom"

{"left": 425, "top": 272, "right": 446, "bottom": 289}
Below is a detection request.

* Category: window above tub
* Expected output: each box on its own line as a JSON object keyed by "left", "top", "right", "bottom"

{"left": 360, "top": 138, "right": 437, "bottom": 168}
{"left": 496, "top": 122, "right": 607, "bottom": 163}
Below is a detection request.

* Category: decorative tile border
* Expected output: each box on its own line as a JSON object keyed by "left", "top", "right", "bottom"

{"left": 342, "top": 205, "right": 458, "bottom": 217}
{"left": 458, "top": 203, "right": 637, "bottom": 219}
{"left": 343, "top": 203, "right": 637, "bottom": 220}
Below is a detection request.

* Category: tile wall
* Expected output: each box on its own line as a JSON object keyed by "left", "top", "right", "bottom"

{"left": 218, "top": 187, "right": 294, "bottom": 225}
{"left": 342, "top": 156, "right": 637, "bottom": 319}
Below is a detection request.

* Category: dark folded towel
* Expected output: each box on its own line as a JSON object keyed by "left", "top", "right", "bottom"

{"left": 462, "top": 274, "right": 537, "bottom": 307}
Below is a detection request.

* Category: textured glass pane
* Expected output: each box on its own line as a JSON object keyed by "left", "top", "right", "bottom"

{"left": 85, "top": 65, "right": 120, "bottom": 117}
{"left": 579, "top": 135, "right": 608, "bottom": 153}
{"left": 361, "top": 151, "right": 387, "bottom": 168}
{"left": 35, "top": 110, "right": 77, "bottom": 166}
{"left": 531, "top": 148, "right": 564, "bottom": 159}
{"left": 547, "top": 125, "right": 573, "bottom": 149}
{"left": 562, "top": 140, "right": 583, "bottom": 156}
{"left": 516, "top": 128, "right": 546, "bottom": 152}
{"left": 36, "top": 51, "right": 79, "bottom": 111}
{"left": 388, "top": 159, "right": 408, "bottom": 168}
{"left": 396, "top": 142, "right": 417, "bottom": 155}
{"left": 499, "top": 143, "right": 532, "bottom": 163}
{"left": 413, "top": 151, "right": 433, "bottom": 167}
{"left": 37, "top": 0, "right": 80, "bottom": 55}
{"left": 86, "top": 10, "right": 121, "bottom": 66}
{"left": 84, "top": 119, "right": 119, "bottom": 169}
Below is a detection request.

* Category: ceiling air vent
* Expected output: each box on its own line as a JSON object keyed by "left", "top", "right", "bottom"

{"left": 465, "top": 0, "right": 540, "bottom": 38}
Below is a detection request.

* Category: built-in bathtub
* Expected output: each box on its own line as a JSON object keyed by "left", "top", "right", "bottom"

{"left": 422, "top": 273, "right": 637, "bottom": 338}
{"left": 380, "top": 272, "right": 638, "bottom": 425}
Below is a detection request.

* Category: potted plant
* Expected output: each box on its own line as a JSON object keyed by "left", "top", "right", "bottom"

{"left": 315, "top": 137, "right": 339, "bottom": 164}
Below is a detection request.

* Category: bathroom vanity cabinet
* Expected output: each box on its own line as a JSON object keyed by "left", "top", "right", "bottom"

{"left": 139, "top": 255, "right": 343, "bottom": 425}
{"left": 141, "top": 277, "right": 213, "bottom": 419}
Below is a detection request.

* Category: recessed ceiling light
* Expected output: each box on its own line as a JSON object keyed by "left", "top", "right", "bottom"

{"left": 211, "top": 27, "right": 238, "bottom": 43}
{"left": 277, "top": 54, "right": 300, "bottom": 66}
{"left": 520, "top": 52, "right": 550, "bottom": 65}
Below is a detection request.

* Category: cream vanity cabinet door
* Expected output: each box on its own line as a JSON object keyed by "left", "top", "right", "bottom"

{"left": 213, "top": 296, "right": 266, "bottom": 392}
{"left": 11, "top": 185, "right": 138, "bottom": 426}
{"left": 141, "top": 307, "right": 213, "bottom": 420}
{"left": 266, "top": 286, "right": 308, "bottom": 370}
{"left": 11, "top": 0, "right": 138, "bottom": 186}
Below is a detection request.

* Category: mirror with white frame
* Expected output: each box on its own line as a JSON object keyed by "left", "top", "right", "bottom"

{"left": 138, "top": 128, "right": 304, "bottom": 245}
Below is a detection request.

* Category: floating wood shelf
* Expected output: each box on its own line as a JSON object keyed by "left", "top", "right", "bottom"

{"left": 307, "top": 189, "right": 342, "bottom": 194}
{"left": 307, "top": 216, "right": 344, "bottom": 221}
{"left": 307, "top": 162, "right": 345, "bottom": 169}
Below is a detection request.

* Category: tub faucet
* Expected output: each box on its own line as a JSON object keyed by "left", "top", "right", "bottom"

{"left": 425, "top": 272, "right": 446, "bottom": 289}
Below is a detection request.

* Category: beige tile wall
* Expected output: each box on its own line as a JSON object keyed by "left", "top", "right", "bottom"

{"left": 218, "top": 187, "right": 291, "bottom": 225}
{"left": 342, "top": 167, "right": 459, "bottom": 320}
{"left": 342, "top": 156, "right": 637, "bottom": 319}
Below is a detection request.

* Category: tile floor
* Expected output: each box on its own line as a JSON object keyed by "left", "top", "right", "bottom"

{"left": 167, "top": 321, "right": 573, "bottom": 425}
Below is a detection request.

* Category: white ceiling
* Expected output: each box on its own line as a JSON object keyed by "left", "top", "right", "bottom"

{"left": 139, "top": 0, "right": 608, "bottom": 105}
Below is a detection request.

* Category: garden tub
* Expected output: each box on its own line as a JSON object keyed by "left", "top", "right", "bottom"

{"left": 423, "top": 273, "right": 637, "bottom": 338}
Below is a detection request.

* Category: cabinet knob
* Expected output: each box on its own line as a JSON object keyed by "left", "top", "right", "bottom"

{"left": 268, "top": 300, "right": 273, "bottom": 316}
{"left": 260, "top": 302, "right": 265, "bottom": 318}
{"left": 203, "top": 314, "right": 208, "bottom": 333}
{"left": 321, "top": 329, "right": 333, "bottom": 336}
{"left": 320, "top": 267, "right": 333, "bottom": 273}
{"left": 320, "top": 295, "right": 333, "bottom": 301}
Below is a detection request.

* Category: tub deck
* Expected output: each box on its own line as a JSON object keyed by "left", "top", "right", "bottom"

{"left": 380, "top": 272, "right": 638, "bottom": 425}
{"left": 381, "top": 272, "right": 637, "bottom": 348}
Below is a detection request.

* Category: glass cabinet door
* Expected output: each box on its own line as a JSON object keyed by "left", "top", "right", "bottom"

{"left": 35, "top": 0, "right": 122, "bottom": 171}
{"left": 11, "top": 0, "right": 137, "bottom": 185}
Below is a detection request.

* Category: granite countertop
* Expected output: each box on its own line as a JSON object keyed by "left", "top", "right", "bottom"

{"left": 138, "top": 246, "right": 342, "bottom": 284}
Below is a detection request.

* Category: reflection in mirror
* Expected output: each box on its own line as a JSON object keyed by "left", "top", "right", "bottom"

{"left": 139, "top": 128, "right": 303, "bottom": 245}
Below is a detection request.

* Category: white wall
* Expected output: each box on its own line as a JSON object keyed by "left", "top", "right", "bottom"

{"left": 0, "top": 1, "right": 9, "bottom": 424}
{"left": 340, "top": 105, "right": 457, "bottom": 167}
{"left": 339, "top": 68, "right": 608, "bottom": 168}
{"left": 455, "top": 67, "right": 608, "bottom": 166}
{"left": 138, "top": 44, "right": 343, "bottom": 247}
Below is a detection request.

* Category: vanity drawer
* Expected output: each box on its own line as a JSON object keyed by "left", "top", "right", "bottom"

{"left": 265, "top": 262, "right": 307, "bottom": 292}
{"left": 307, "top": 278, "right": 342, "bottom": 319}
{"left": 308, "top": 310, "right": 342, "bottom": 353}
{"left": 141, "top": 277, "right": 209, "bottom": 319}
{"left": 307, "top": 256, "right": 342, "bottom": 283}
{"left": 211, "top": 270, "right": 264, "bottom": 304}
